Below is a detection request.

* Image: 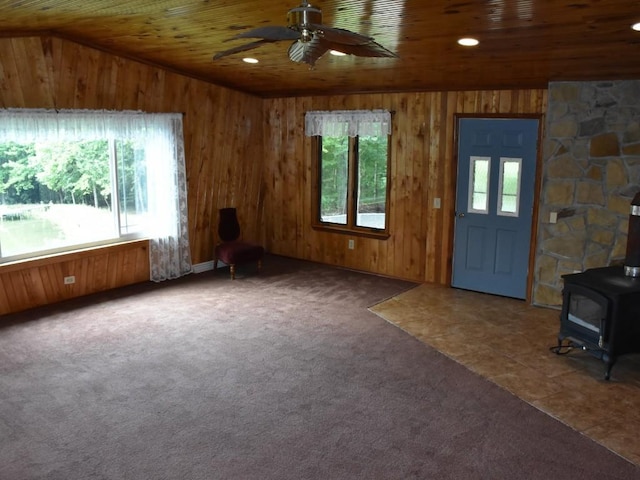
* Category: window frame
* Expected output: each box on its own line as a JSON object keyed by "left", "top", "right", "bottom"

{"left": 0, "top": 109, "right": 186, "bottom": 265}
{"left": 0, "top": 137, "right": 149, "bottom": 264}
{"left": 311, "top": 135, "right": 391, "bottom": 239}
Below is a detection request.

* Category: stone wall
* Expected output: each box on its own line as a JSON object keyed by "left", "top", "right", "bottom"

{"left": 534, "top": 81, "right": 640, "bottom": 307}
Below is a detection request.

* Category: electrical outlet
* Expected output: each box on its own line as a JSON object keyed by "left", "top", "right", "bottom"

{"left": 63, "top": 275, "right": 75, "bottom": 285}
{"left": 550, "top": 211, "right": 558, "bottom": 224}
{"left": 348, "top": 239, "right": 355, "bottom": 250}
{"left": 433, "top": 197, "right": 441, "bottom": 209}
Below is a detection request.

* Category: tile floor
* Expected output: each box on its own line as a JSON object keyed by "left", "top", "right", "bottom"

{"left": 370, "top": 283, "right": 640, "bottom": 466}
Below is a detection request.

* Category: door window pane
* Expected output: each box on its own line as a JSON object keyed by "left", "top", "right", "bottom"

{"left": 356, "top": 136, "right": 387, "bottom": 229}
{"left": 319, "top": 136, "right": 349, "bottom": 225}
{"left": 498, "top": 157, "right": 521, "bottom": 217}
{"left": 467, "top": 156, "right": 490, "bottom": 214}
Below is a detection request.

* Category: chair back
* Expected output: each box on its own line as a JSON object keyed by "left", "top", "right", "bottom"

{"left": 218, "top": 207, "right": 241, "bottom": 242}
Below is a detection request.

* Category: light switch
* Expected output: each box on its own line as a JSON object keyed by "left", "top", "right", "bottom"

{"left": 433, "top": 198, "right": 441, "bottom": 209}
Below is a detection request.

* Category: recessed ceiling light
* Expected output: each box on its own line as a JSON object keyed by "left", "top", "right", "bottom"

{"left": 632, "top": 22, "right": 640, "bottom": 31}
{"left": 242, "top": 57, "right": 259, "bottom": 64}
{"left": 330, "top": 50, "right": 347, "bottom": 56}
{"left": 458, "top": 37, "right": 479, "bottom": 47}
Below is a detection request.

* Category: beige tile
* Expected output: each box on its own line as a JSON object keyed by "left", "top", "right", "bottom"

{"left": 373, "top": 283, "right": 640, "bottom": 466}
{"left": 490, "top": 367, "right": 565, "bottom": 402}
{"left": 532, "top": 389, "right": 611, "bottom": 431}
{"left": 585, "top": 418, "right": 640, "bottom": 466}
{"left": 454, "top": 345, "right": 533, "bottom": 378}
{"left": 419, "top": 333, "right": 490, "bottom": 358}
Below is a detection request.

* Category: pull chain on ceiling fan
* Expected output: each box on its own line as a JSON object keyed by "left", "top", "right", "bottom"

{"left": 213, "top": 1, "right": 397, "bottom": 66}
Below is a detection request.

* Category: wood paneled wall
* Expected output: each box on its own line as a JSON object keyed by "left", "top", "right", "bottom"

{"left": 0, "top": 35, "right": 548, "bottom": 314}
{"left": 0, "top": 36, "right": 265, "bottom": 314}
{"left": 0, "top": 241, "right": 149, "bottom": 315}
{"left": 262, "top": 90, "right": 548, "bottom": 283}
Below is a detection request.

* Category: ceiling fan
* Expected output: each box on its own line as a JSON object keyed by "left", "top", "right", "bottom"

{"left": 213, "top": 1, "right": 397, "bottom": 66}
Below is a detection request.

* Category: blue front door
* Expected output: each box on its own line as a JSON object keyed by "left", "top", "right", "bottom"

{"left": 452, "top": 118, "right": 539, "bottom": 299}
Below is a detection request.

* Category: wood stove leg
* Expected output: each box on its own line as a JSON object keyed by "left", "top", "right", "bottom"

{"left": 230, "top": 264, "right": 236, "bottom": 280}
{"left": 604, "top": 358, "right": 616, "bottom": 381}
{"left": 553, "top": 337, "right": 573, "bottom": 355}
{"left": 257, "top": 259, "right": 262, "bottom": 273}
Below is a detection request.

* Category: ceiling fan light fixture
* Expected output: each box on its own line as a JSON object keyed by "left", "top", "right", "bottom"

{"left": 299, "top": 27, "right": 314, "bottom": 43}
{"left": 632, "top": 22, "right": 640, "bottom": 31}
{"left": 242, "top": 57, "right": 259, "bottom": 64}
{"left": 458, "top": 37, "right": 479, "bottom": 47}
{"left": 330, "top": 50, "right": 347, "bottom": 56}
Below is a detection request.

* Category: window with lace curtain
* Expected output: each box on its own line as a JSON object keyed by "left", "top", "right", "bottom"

{"left": 305, "top": 110, "right": 391, "bottom": 238}
{"left": 0, "top": 138, "right": 147, "bottom": 256}
{"left": 0, "top": 109, "right": 192, "bottom": 282}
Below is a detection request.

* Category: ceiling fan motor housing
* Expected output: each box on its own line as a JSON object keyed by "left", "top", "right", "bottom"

{"left": 288, "top": 5, "right": 322, "bottom": 42}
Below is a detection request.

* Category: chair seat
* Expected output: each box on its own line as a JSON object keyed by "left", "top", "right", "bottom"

{"left": 214, "top": 207, "right": 264, "bottom": 279}
{"left": 215, "top": 241, "right": 264, "bottom": 265}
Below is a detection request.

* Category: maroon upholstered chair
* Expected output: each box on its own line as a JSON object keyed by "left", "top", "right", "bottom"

{"left": 213, "top": 207, "right": 264, "bottom": 280}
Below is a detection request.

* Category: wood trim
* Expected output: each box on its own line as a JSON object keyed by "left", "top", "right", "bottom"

{"left": 310, "top": 134, "right": 392, "bottom": 238}
{"left": 0, "top": 240, "right": 149, "bottom": 273}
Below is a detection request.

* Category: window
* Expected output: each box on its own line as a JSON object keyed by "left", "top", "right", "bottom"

{"left": 467, "top": 156, "right": 490, "bottom": 214}
{"left": 497, "top": 157, "right": 522, "bottom": 217}
{"left": 0, "top": 110, "right": 192, "bottom": 281}
{"left": 0, "top": 139, "right": 147, "bottom": 259}
{"left": 307, "top": 110, "right": 391, "bottom": 236}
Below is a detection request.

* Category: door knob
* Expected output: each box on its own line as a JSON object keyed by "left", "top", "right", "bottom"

{"left": 457, "top": 212, "right": 465, "bottom": 218}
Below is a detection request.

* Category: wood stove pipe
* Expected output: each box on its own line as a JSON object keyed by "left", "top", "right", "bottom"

{"left": 624, "top": 191, "right": 640, "bottom": 277}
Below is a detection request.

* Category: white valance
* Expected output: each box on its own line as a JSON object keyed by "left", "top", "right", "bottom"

{"left": 0, "top": 108, "right": 181, "bottom": 142}
{"left": 304, "top": 110, "right": 391, "bottom": 137}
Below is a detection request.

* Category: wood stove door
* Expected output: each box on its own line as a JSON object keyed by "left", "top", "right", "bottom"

{"left": 452, "top": 117, "right": 539, "bottom": 299}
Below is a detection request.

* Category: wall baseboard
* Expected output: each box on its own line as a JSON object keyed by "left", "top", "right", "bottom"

{"left": 192, "top": 260, "right": 227, "bottom": 274}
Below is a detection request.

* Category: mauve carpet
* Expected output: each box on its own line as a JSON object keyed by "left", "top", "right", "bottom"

{"left": 1, "top": 255, "right": 638, "bottom": 479}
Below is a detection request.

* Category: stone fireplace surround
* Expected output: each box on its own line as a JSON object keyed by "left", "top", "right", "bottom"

{"left": 534, "top": 80, "right": 640, "bottom": 307}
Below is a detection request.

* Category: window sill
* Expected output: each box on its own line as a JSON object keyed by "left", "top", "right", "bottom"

{"left": 311, "top": 224, "right": 390, "bottom": 240}
{"left": 0, "top": 239, "right": 149, "bottom": 273}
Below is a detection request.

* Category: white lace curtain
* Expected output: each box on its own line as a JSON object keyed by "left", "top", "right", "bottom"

{"left": 304, "top": 109, "right": 392, "bottom": 137}
{"left": 0, "top": 109, "right": 192, "bottom": 282}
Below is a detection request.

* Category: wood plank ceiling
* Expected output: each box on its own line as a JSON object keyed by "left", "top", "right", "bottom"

{"left": 0, "top": 0, "right": 639, "bottom": 98}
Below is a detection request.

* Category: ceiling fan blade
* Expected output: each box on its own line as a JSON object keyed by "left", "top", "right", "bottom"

{"left": 230, "top": 25, "right": 301, "bottom": 42}
{"left": 213, "top": 4, "right": 396, "bottom": 64}
{"left": 288, "top": 37, "right": 329, "bottom": 66}
{"left": 213, "top": 39, "right": 275, "bottom": 60}
{"left": 326, "top": 39, "right": 398, "bottom": 58}
{"left": 311, "top": 25, "right": 373, "bottom": 46}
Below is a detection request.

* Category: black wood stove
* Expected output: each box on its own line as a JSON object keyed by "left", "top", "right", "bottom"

{"left": 557, "top": 192, "right": 640, "bottom": 379}
{"left": 557, "top": 266, "right": 640, "bottom": 380}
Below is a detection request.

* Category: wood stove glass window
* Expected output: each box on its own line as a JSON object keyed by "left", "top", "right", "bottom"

{"left": 567, "top": 292, "right": 604, "bottom": 334}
